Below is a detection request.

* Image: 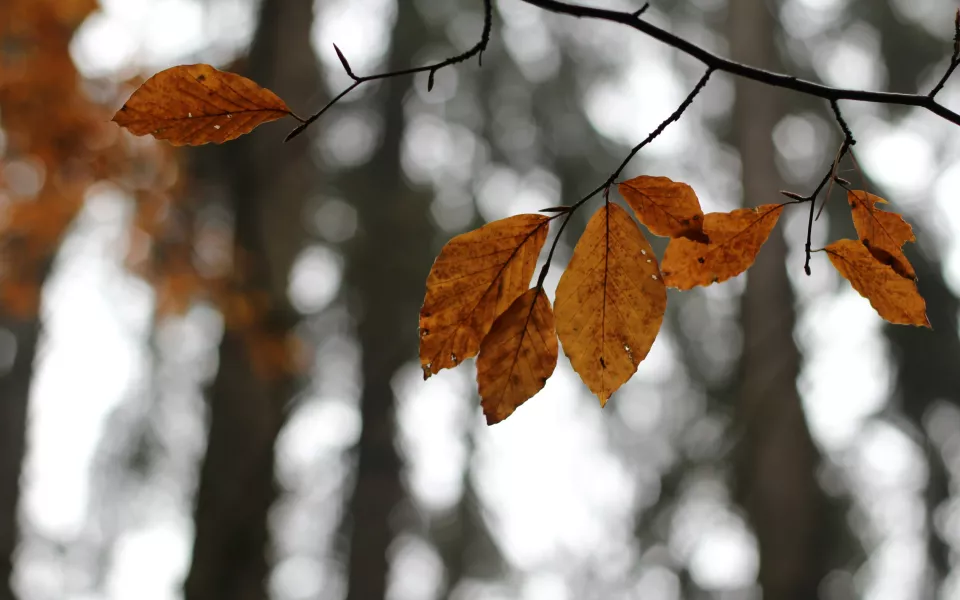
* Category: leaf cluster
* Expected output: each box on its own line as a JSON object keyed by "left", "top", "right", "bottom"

{"left": 113, "top": 63, "right": 931, "bottom": 424}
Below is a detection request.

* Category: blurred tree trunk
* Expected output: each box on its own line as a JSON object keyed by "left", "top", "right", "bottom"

{"left": 183, "top": 0, "right": 320, "bottom": 598}
{"left": 0, "top": 319, "right": 37, "bottom": 600}
{"left": 728, "top": 1, "right": 834, "bottom": 598}
{"left": 340, "top": 5, "right": 435, "bottom": 599}
{"left": 885, "top": 250, "right": 960, "bottom": 592}
{"left": 429, "top": 430, "right": 504, "bottom": 598}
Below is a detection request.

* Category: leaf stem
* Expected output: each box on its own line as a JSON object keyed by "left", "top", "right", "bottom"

{"left": 802, "top": 132, "right": 853, "bottom": 276}
{"left": 608, "top": 68, "right": 714, "bottom": 183}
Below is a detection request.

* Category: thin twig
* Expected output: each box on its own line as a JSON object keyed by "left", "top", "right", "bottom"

{"left": 829, "top": 99, "right": 854, "bottom": 144}
{"left": 930, "top": 9, "right": 960, "bottom": 98}
{"left": 536, "top": 210, "right": 577, "bottom": 290}
{"left": 929, "top": 59, "right": 959, "bottom": 98}
{"left": 800, "top": 101, "right": 858, "bottom": 274}
{"left": 532, "top": 70, "right": 711, "bottom": 286}
{"left": 802, "top": 139, "right": 852, "bottom": 275}
{"left": 609, "top": 68, "right": 714, "bottom": 182}
{"left": 813, "top": 101, "right": 856, "bottom": 222}
{"left": 286, "top": 0, "right": 494, "bottom": 141}
{"left": 932, "top": 9, "right": 960, "bottom": 98}
{"left": 519, "top": 0, "right": 960, "bottom": 127}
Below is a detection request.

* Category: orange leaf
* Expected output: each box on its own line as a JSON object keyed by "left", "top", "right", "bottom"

{"left": 825, "top": 239, "right": 929, "bottom": 327}
{"left": 0, "top": 281, "right": 41, "bottom": 320}
{"left": 847, "top": 190, "right": 916, "bottom": 280}
{"left": 555, "top": 203, "right": 666, "bottom": 406}
{"left": 477, "top": 288, "right": 558, "bottom": 424}
{"left": 419, "top": 214, "right": 550, "bottom": 378}
{"left": 661, "top": 204, "right": 784, "bottom": 290}
{"left": 618, "top": 175, "right": 707, "bottom": 241}
{"left": 112, "top": 64, "right": 293, "bottom": 146}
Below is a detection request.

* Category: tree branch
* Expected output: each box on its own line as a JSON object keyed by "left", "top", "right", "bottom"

{"left": 285, "top": 0, "right": 493, "bottom": 141}
{"left": 778, "top": 101, "right": 855, "bottom": 276}
{"left": 518, "top": 0, "right": 960, "bottom": 127}
{"left": 534, "top": 68, "right": 712, "bottom": 287}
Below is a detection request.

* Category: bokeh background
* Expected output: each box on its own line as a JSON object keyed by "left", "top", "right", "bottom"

{"left": 3, "top": 0, "right": 960, "bottom": 598}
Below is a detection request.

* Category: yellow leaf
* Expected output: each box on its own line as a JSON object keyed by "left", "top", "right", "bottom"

{"left": 826, "top": 239, "right": 929, "bottom": 327}
{"left": 618, "top": 175, "right": 707, "bottom": 241}
{"left": 477, "top": 288, "right": 558, "bottom": 424}
{"left": 661, "top": 204, "right": 783, "bottom": 290}
{"left": 112, "top": 64, "right": 293, "bottom": 146}
{"left": 847, "top": 190, "right": 916, "bottom": 280}
{"left": 419, "top": 214, "right": 550, "bottom": 378}
{"left": 555, "top": 203, "right": 666, "bottom": 406}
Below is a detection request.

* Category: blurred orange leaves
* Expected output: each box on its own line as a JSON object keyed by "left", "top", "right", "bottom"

{"left": 0, "top": 0, "right": 119, "bottom": 320}
{"left": 113, "top": 65, "right": 295, "bottom": 146}
{"left": 1, "top": 10, "right": 303, "bottom": 380}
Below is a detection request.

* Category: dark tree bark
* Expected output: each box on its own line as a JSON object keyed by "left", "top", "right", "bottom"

{"left": 183, "top": 0, "right": 320, "bottom": 598}
{"left": 340, "top": 5, "right": 436, "bottom": 599}
{"left": 429, "top": 430, "right": 504, "bottom": 598}
{"left": 0, "top": 318, "right": 39, "bottom": 600}
{"left": 729, "top": 1, "right": 835, "bottom": 598}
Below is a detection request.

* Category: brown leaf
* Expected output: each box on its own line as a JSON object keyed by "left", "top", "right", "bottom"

{"left": 555, "top": 203, "right": 666, "bottom": 406}
{"left": 618, "top": 175, "right": 708, "bottom": 241}
{"left": 661, "top": 204, "right": 784, "bottom": 290}
{"left": 826, "top": 239, "right": 929, "bottom": 327}
{"left": 419, "top": 214, "right": 550, "bottom": 378}
{"left": 477, "top": 288, "right": 558, "bottom": 424}
{"left": 112, "top": 64, "right": 293, "bottom": 146}
{"left": 847, "top": 190, "right": 916, "bottom": 280}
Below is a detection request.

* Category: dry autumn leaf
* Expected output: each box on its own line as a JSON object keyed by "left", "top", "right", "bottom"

{"left": 618, "top": 175, "right": 708, "bottom": 242}
{"left": 825, "top": 239, "right": 929, "bottom": 327}
{"left": 112, "top": 64, "right": 294, "bottom": 146}
{"left": 847, "top": 190, "right": 916, "bottom": 280}
{"left": 419, "top": 214, "right": 550, "bottom": 378}
{"left": 555, "top": 203, "right": 666, "bottom": 406}
{"left": 477, "top": 288, "right": 558, "bottom": 424}
{"left": 661, "top": 204, "right": 784, "bottom": 290}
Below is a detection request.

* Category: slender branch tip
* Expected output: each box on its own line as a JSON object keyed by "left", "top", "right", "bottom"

{"left": 333, "top": 44, "right": 358, "bottom": 80}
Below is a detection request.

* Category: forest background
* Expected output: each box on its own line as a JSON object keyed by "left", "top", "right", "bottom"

{"left": 3, "top": 0, "right": 960, "bottom": 599}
